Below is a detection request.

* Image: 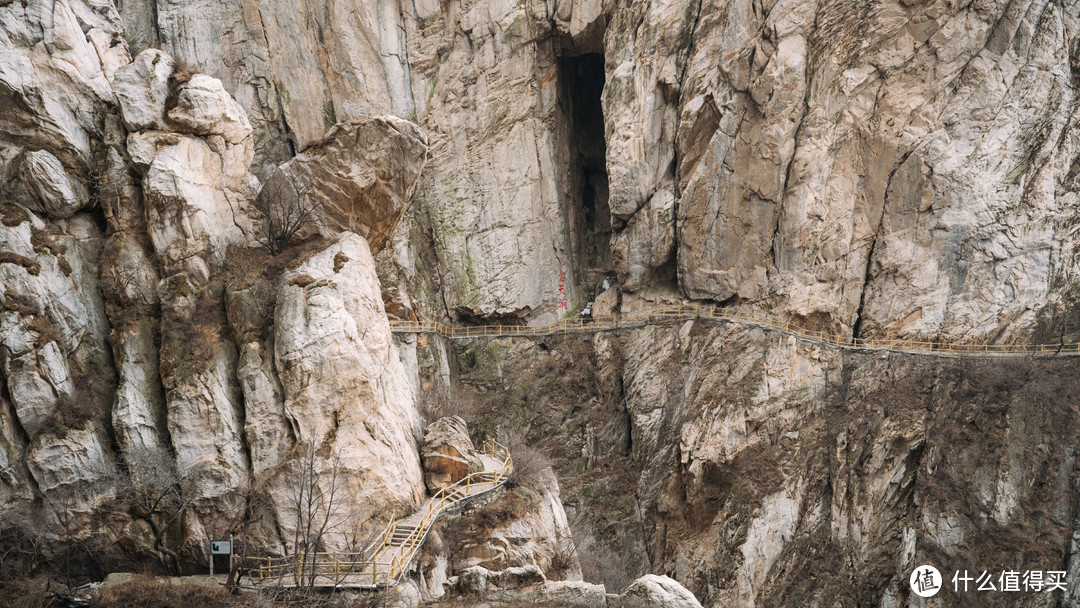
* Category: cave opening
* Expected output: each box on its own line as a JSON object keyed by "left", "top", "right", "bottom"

{"left": 558, "top": 52, "right": 612, "bottom": 286}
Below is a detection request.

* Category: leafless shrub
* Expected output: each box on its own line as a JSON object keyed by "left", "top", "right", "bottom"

{"left": 504, "top": 434, "right": 551, "bottom": 491}
{"left": 35, "top": 375, "right": 102, "bottom": 441}
{"left": 420, "top": 390, "right": 479, "bottom": 425}
{"left": 255, "top": 172, "right": 316, "bottom": 256}
{"left": 114, "top": 446, "right": 195, "bottom": 575}
{"left": 0, "top": 252, "right": 40, "bottom": 276}
{"left": 0, "top": 505, "right": 45, "bottom": 581}
{"left": 565, "top": 526, "right": 635, "bottom": 593}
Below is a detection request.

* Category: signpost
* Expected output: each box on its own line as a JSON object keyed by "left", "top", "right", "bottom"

{"left": 209, "top": 535, "right": 233, "bottom": 577}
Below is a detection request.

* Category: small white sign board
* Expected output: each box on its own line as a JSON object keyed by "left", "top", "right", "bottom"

{"left": 211, "top": 540, "right": 232, "bottom": 555}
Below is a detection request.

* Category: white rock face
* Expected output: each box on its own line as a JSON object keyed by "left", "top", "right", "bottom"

{"left": 117, "top": 0, "right": 417, "bottom": 162}
{"left": 168, "top": 74, "right": 253, "bottom": 144}
{"left": 25, "top": 423, "right": 115, "bottom": 525}
{"left": 142, "top": 135, "right": 254, "bottom": 280}
{"left": 618, "top": 574, "right": 704, "bottom": 608}
{"left": 611, "top": 187, "right": 676, "bottom": 292}
{"left": 158, "top": 274, "right": 249, "bottom": 526}
{"left": 4, "top": 150, "right": 90, "bottom": 219}
{"left": 225, "top": 279, "right": 291, "bottom": 479}
{"left": 113, "top": 49, "right": 174, "bottom": 132}
{"left": 0, "top": 0, "right": 1078, "bottom": 603}
{"left": 0, "top": 391, "right": 32, "bottom": 509}
{"left": 110, "top": 320, "right": 168, "bottom": 462}
{"left": 0, "top": 207, "right": 114, "bottom": 466}
{"left": 271, "top": 233, "right": 425, "bottom": 547}
{"left": 0, "top": 0, "right": 125, "bottom": 165}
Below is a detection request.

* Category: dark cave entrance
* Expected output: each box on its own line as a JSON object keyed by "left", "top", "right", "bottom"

{"left": 559, "top": 52, "right": 612, "bottom": 283}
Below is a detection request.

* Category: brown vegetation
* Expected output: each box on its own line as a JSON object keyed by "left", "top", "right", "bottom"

{"left": 255, "top": 172, "right": 316, "bottom": 256}
{"left": 0, "top": 201, "right": 30, "bottom": 227}
{"left": 504, "top": 434, "right": 551, "bottom": 492}
{"left": 93, "top": 575, "right": 230, "bottom": 608}
{"left": 0, "top": 252, "right": 40, "bottom": 276}
{"left": 33, "top": 374, "right": 103, "bottom": 440}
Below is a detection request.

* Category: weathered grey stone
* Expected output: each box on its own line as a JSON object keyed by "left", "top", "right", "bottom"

{"left": 4, "top": 150, "right": 90, "bottom": 219}
{"left": 616, "top": 575, "right": 703, "bottom": 608}
{"left": 421, "top": 415, "right": 484, "bottom": 492}
{"left": 260, "top": 116, "right": 427, "bottom": 253}
{"left": 270, "top": 233, "right": 425, "bottom": 549}
{"left": 113, "top": 49, "right": 174, "bottom": 132}
{"left": 168, "top": 74, "right": 253, "bottom": 144}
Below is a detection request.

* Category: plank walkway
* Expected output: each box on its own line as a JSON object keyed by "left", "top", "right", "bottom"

{"left": 390, "top": 304, "right": 1080, "bottom": 359}
{"left": 247, "top": 440, "right": 512, "bottom": 588}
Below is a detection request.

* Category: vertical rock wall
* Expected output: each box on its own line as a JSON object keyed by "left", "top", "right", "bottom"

{"left": 0, "top": 0, "right": 430, "bottom": 568}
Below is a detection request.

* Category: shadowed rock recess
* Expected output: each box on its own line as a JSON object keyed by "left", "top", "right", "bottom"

{"left": 1, "top": 0, "right": 1079, "bottom": 606}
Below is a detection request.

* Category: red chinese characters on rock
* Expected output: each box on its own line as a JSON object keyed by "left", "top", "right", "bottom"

{"left": 557, "top": 269, "right": 568, "bottom": 311}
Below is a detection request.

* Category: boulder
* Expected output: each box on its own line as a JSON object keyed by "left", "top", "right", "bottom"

{"left": 615, "top": 575, "right": 703, "bottom": 608}
{"left": 113, "top": 49, "right": 175, "bottom": 132}
{"left": 592, "top": 286, "right": 620, "bottom": 318}
{"left": 167, "top": 74, "right": 253, "bottom": 144}
{"left": 447, "top": 564, "right": 547, "bottom": 594}
{"left": 482, "top": 580, "right": 609, "bottom": 607}
{"left": 421, "top": 415, "right": 484, "bottom": 491}
{"left": 4, "top": 149, "right": 90, "bottom": 219}
{"left": 260, "top": 116, "right": 427, "bottom": 253}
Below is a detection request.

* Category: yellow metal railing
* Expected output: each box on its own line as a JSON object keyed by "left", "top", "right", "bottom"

{"left": 390, "top": 304, "right": 1080, "bottom": 358}
{"left": 247, "top": 439, "right": 513, "bottom": 588}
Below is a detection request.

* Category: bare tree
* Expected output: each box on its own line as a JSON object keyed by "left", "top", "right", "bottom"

{"left": 255, "top": 171, "right": 316, "bottom": 256}
{"left": 114, "top": 446, "right": 195, "bottom": 575}
{"left": 289, "top": 442, "right": 346, "bottom": 588}
{"left": 0, "top": 503, "right": 44, "bottom": 580}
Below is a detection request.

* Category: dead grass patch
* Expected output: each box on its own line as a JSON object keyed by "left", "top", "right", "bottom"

{"left": 0, "top": 202, "right": 30, "bottom": 227}
{"left": 93, "top": 575, "right": 230, "bottom": 608}
{"left": 0, "top": 252, "right": 40, "bottom": 276}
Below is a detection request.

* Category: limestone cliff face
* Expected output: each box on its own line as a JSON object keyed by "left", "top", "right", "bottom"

{"left": 2, "top": 0, "right": 1080, "bottom": 606}
{"left": 113, "top": 0, "right": 1080, "bottom": 342}
{"left": 0, "top": 0, "right": 429, "bottom": 567}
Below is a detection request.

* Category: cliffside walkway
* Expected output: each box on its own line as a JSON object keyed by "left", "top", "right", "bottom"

{"left": 390, "top": 304, "right": 1080, "bottom": 359}
{"left": 246, "top": 440, "right": 512, "bottom": 588}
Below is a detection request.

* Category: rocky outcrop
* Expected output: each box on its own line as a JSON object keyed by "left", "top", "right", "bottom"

{"left": 0, "top": 0, "right": 123, "bottom": 168}
{"left": 112, "top": 49, "right": 173, "bottom": 133}
{"left": 421, "top": 416, "right": 484, "bottom": 492}
{"left": 0, "top": 0, "right": 431, "bottom": 569}
{"left": 262, "top": 117, "right": 427, "bottom": 253}
{"left": 3, "top": 150, "right": 90, "bottom": 219}
{"left": 3, "top": 0, "right": 1080, "bottom": 605}
{"left": 446, "top": 468, "right": 579, "bottom": 580}
{"left": 167, "top": 75, "right": 252, "bottom": 144}
{"left": 269, "top": 233, "right": 425, "bottom": 549}
{"left": 440, "top": 569, "right": 702, "bottom": 608}
{"left": 618, "top": 575, "right": 704, "bottom": 608}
